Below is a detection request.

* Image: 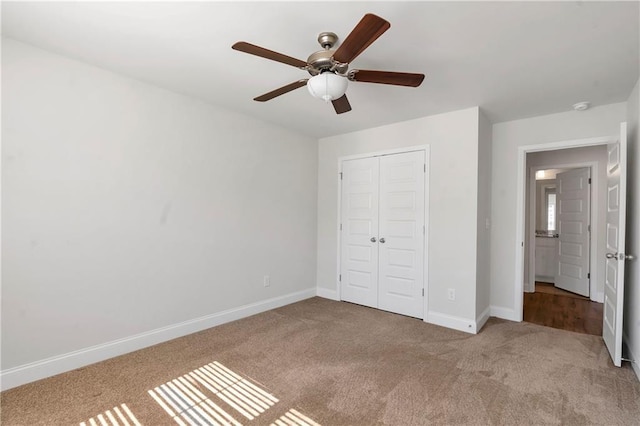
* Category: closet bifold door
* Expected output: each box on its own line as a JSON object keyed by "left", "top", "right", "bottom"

{"left": 377, "top": 151, "right": 425, "bottom": 319}
{"left": 340, "top": 156, "right": 380, "bottom": 309}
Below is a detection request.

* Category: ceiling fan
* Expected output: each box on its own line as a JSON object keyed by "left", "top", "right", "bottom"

{"left": 232, "top": 13, "right": 425, "bottom": 114}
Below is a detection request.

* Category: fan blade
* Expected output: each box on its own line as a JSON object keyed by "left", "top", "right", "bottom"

{"left": 333, "top": 14, "right": 390, "bottom": 64}
{"left": 332, "top": 94, "right": 352, "bottom": 114}
{"left": 254, "top": 79, "right": 309, "bottom": 102}
{"left": 232, "top": 42, "right": 308, "bottom": 69}
{"left": 350, "top": 70, "right": 425, "bottom": 87}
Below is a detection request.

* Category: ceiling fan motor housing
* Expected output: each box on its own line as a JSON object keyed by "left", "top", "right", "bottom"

{"left": 307, "top": 49, "right": 349, "bottom": 76}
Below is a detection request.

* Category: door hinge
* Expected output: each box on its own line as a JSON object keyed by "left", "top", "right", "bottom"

{"left": 588, "top": 224, "right": 591, "bottom": 232}
{"left": 424, "top": 164, "right": 426, "bottom": 173}
{"left": 588, "top": 178, "right": 591, "bottom": 184}
{"left": 422, "top": 288, "right": 424, "bottom": 297}
{"left": 340, "top": 223, "right": 342, "bottom": 231}
{"left": 588, "top": 272, "right": 590, "bottom": 279}
{"left": 339, "top": 172, "right": 343, "bottom": 180}
{"left": 339, "top": 274, "right": 341, "bottom": 282}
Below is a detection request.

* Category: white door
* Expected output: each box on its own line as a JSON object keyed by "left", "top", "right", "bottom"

{"left": 603, "top": 123, "right": 627, "bottom": 367}
{"left": 340, "top": 151, "right": 426, "bottom": 318}
{"left": 554, "top": 167, "right": 591, "bottom": 297}
{"left": 378, "top": 151, "right": 425, "bottom": 318}
{"left": 340, "top": 157, "right": 379, "bottom": 308}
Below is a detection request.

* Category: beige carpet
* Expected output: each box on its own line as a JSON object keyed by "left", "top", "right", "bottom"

{"left": 1, "top": 297, "right": 639, "bottom": 425}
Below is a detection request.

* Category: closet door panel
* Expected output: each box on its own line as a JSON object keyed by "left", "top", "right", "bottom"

{"left": 340, "top": 157, "right": 379, "bottom": 308}
{"left": 378, "top": 151, "right": 425, "bottom": 318}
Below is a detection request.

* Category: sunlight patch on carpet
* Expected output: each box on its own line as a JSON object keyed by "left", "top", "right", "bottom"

{"left": 148, "top": 362, "right": 321, "bottom": 425}
{"left": 79, "top": 403, "right": 141, "bottom": 426}
{"left": 271, "top": 408, "right": 321, "bottom": 426}
{"left": 149, "top": 361, "right": 302, "bottom": 425}
{"left": 190, "top": 361, "right": 279, "bottom": 419}
{"left": 148, "top": 377, "right": 241, "bottom": 426}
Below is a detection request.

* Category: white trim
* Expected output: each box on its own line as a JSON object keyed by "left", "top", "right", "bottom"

{"left": 595, "top": 290, "right": 604, "bottom": 304}
{"left": 529, "top": 174, "right": 541, "bottom": 293}
{"left": 533, "top": 275, "right": 554, "bottom": 284}
{"left": 337, "top": 145, "right": 431, "bottom": 322}
{"left": 476, "top": 306, "right": 491, "bottom": 332}
{"left": 514, "top": 135, "right": 615, "bottom": 321}
{"left": 426, "top": 311, "right": 476, "bottom": 334}
{"left": 515, "top": 147, "right": 527, "bottom": 321}
{"left": 490, "top": 305, "right": 519, "bottom": 322}
{"left": 338, "top": 145, "right": 429, "bottom": 162}
{"left": 423, "top": 147, "right": 431, "bottom": 322}
{"left": 316, "top": 286, "right": 339, "bottom": 301}
{"left": 0, "top": 288, "right": 316, "bottom": 391}
{"left": 336, "top": 160, "right": 343, "bottom": 302}
{"left": 527, "top": 161, "right": 601, "bottom": 302}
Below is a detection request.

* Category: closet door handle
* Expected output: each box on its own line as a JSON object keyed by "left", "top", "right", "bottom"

{"left": 379, "top": 238, "right": 386, "bottom": 244}
{"left": 370, "top": 237, "right": 377, "bottom": 243}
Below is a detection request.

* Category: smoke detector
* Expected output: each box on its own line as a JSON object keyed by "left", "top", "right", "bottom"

{"left": 573, "top": 101, "right": 590, "bottom": 111}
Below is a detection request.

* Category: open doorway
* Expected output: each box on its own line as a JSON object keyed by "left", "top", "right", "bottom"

{"left": 522, "top": 146, "right": 608, "bottom": 335}
{"left": 514, "top": 125, "right": 628, "bottom": 366}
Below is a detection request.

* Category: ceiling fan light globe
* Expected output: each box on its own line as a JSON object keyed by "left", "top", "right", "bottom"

{"left": 307, "top": 73, "right": 348, "bottom": 102}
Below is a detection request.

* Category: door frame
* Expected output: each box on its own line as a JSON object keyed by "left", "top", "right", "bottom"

{"left": 337, "top": 145, "right": 431, "bottom": 320}
{"left": 527, "top": 161, "right": 602, "bottom": 302}
{"left": 515, "top": 136, "right": 615, "bottom": 321}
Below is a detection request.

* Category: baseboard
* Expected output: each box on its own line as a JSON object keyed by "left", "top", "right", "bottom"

{"left": 316, "top": 286, "right": 339, "bottom": 301}
{"left": 0, "top": 287, "right": 316, "bottom": 391}
{"left": 593, "top": 291, "right": 604, "bottom": 304}
{"left": 476, "top": 306, "right": 491, "bottom": 332}
{"left": 622, "top": 333, "right": 640, "bottom": 382}
{"left": 426, "top": 311, "right": 476, "bottom": 334}
{"left": 535, "top": 275, "right": 554, "bottom": 284}
{"left": 490, "top": 305, "right": 520, "bottom": 322}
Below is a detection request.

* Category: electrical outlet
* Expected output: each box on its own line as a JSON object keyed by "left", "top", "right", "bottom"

{"left": 263, "top": 275, "right": 270, "bottom": 287}
{"left": 447, "top": 288, "right": 455, "bottom": 301}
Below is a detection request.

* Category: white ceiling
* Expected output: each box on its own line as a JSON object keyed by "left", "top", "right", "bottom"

{"left": 2, "top": 1, "right": 638, "bottom": 139}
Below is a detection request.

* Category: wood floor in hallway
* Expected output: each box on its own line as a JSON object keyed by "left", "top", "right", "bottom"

{"left": 523, "top": 282, "right": 603, "bottom": 336}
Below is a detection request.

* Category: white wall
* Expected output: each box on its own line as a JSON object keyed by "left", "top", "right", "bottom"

{"left": 526, "top": 145, "right": 608, "bottom": 301}
{"left": 476, "top": 110, "right": 492, "bottom": 326}
{"left": 1, "top": 39, "right": 318, "bottom": 383}
{"left": 317, "top": 107, "right": 481, "bottom": 332}
{"left": 490, "top": 103, "right": 626, "bottom": 318}
{"left": 624, "top": 77, "right": 640, "bottom": 380}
